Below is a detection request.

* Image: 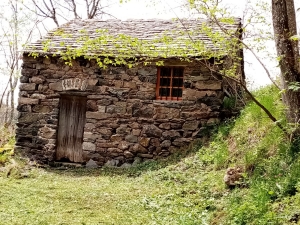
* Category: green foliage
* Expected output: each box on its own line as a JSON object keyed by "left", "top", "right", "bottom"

{"left": 30, "top": 9, "right": 243, "bottom": 80}
{"left": 288, "top": 81, "right": 300, "bottom": 92}
{"left": 207, "top": 85, "right": 300, "bottom": 224}
{"left": 197, "top": 121, "right": 232, "bottom": 170}
{"left": 0, "top": 148, "right": 13, "bottom": 165}
{"left": 0, "top": 126, "right": 15, "bottom": 165}
{"left": 223, "top": 96, "right": 236, "bottom": 109}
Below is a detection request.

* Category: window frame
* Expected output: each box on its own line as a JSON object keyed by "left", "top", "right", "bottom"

{"left": 156, "top": 66, "right": 184, "bottom": 101}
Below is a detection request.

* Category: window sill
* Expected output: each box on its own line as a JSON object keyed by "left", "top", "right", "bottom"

{"left": 154, "top": 97, "right": 182, "bottom": 102}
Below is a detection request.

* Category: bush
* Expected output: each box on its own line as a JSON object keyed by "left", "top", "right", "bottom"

{"left": 0, "top": 125, "right": 15, "bottom": 166}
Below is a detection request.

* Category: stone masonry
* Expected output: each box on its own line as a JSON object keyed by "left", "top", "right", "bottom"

{"left": 16, "top": 55, "right": 225, "bottom": 166}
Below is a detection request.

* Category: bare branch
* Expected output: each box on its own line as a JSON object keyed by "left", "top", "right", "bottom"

{"left": 0, "top": 80, "right": 10, "bottom": 109}
{"left": 194, "top": 1, "right": 281, "bottom": 90}
{"left": 85, "top": 0, "right": 90, "bottom": 19}
{"left": 69, "top": 0, "right": 80, "bottom": 19}
{"left": 201, "top": 61, "right": 288, "bottom": 135}
{"left": 29, "top": 0, "right": 60, "bottom": 27}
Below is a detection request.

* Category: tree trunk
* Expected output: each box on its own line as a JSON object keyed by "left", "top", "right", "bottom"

{"left": 272, "top": 0, "right": 300, "bottom": 135}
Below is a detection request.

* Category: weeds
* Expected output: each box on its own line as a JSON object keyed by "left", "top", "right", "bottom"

{"left": 208, "top": 85, "right": 300, "bottom": 224}
{"left": 0, "top": 124, "right": 15, "bottom": 166}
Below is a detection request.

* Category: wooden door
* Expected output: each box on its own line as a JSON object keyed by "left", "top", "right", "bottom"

{"left": 56, "top": 95, "right": 86, "bottom": 162}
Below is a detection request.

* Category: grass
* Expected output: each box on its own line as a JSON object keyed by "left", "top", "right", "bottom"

{"left": 1, "top": 85, "right": 300, "bottom": 224}
{"left": 1, "top": 144, "right": 225, "bottom": 225}
{"left": 0, "top": 165, "right": 218, "bottom": 225}
{"left": 1, "top": 171, "right": 147, "bottom": 224}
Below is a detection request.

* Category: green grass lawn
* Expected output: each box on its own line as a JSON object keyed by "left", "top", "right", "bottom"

{"left": 0, "top": 157, "right": 225, "bottom": 225}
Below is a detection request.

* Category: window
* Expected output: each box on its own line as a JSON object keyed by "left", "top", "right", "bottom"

{"left": 156, "top": 67, "right": 184, "bottom": 100}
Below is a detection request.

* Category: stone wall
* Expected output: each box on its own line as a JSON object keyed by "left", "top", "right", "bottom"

{"left": 16, "top": 55, "right": 226, "bottom": 166}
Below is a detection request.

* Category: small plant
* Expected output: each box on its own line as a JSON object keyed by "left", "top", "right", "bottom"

{"left": 0, "top": 145, "right": 14, "bottom": 166}
{"left": 0, "top": 125, "right": 15, "bottom": 166}
{"left": 223, "top": 96, "right": 236, "bottom": 109}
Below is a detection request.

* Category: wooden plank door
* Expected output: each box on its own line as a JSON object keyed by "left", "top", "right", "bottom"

{"left": 56, "top": 95, "right": 87, "bottom": 162}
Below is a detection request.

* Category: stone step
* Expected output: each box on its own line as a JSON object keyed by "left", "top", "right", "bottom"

{"left": 51, "top": 161, "right": 84, "bottom": 168}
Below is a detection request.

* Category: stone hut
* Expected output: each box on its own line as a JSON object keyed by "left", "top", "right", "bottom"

{"left": 16, "top": 19, "right": 244, "bottom": 166}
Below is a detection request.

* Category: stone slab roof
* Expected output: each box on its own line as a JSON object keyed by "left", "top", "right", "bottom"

{"left": 24, "top": 18, "right": 242, "bottom": 58}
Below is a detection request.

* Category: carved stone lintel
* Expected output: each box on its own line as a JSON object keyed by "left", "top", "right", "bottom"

{"left": 62, "top": 78, "right": 87, "bottom": 91}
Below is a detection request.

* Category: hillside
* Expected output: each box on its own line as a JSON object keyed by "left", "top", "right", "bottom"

{"left": 1, "top": 85, "right": 300, "bottom": 224}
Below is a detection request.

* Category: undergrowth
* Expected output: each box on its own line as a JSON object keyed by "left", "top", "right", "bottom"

{"left": 199, "top": 85, "right": 300, "bottom": 224}
{"left": 0, "top": 126, "right": 15, "bottom": 165}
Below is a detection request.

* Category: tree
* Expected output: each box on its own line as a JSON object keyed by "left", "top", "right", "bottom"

{"left": 24, "top": 0, "right": 112, "bottom": 27}
{"left": 272, "top": 0, "right": 300, "bottom": 137}
{"left": 0, "top": 0, "right": 36, "bottom": 127}
{"left": 185, "top": 0, "right": 288, "bottom": 130}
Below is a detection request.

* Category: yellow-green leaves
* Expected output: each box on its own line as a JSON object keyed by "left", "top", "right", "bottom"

{"left": 290, "top": 35, "right": 300, "bottom": 41}
{"left": 32, "top": 15, "right": 242, "bottom": 80}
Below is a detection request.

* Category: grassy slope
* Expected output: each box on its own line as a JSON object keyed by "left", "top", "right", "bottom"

{"left": 1, "top": 85, "right": 300, "bottom": 225}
